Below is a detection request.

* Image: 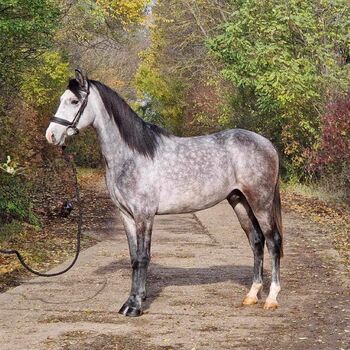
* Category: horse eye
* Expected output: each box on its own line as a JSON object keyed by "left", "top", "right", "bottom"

{"left": 71, "top": 100, "right": 79, "bottom": 105}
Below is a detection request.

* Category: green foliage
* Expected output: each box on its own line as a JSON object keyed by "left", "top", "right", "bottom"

{"left": 0, "top": 0, "right": 63, "bottom": 167}
{"left": 0, "top": 0, "right": 60, "bottom": 89}
{"left": 21, "top": 51, "right": 70, "bottom": 114}
{"left": 0, "top": 171, "right": 38, "bottom": 226}
{"left": 66, "top": 129, "right": 102, "bottom": 168}
{"left": 0, "top": 220, "right": 23, "bottom": 243}
{"left": 134, "top": 0, "right": 232, "bottom": 135}
{"left": 209, "top": 0, "right": 350, "bottom": 176}
{"left": 0, "top": 0, "right": 153, "bottom": 238}
{"left": 135, "top": 50, "right": 186, "bottom": 134}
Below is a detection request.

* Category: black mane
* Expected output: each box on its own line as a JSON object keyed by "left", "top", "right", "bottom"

{"left": 68, "top": 79, "right": 82, "bottom": 99}
{"left": 68, "top": 79, "right": 170, "bottom": 158}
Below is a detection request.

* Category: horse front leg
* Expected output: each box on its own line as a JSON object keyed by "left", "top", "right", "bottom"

{"left": 119, "top": 213, "right": 153, "bottom": 317}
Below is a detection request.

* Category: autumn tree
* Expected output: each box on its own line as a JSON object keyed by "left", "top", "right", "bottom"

{"left": 0, "top": 0, "right": 62, "bottom": 159}
{"left": 54, "top": 0, "right": 149, "bottom": 93}
{"left": 135, "top": 0, "right": 233, "bottom": 135}
{"left": 0, "top": 0, "right": 151, "bottom": 227}
{"left": 52, "top": 0, "right": 150, "bottom": 166}
{"left": 0, "top": 0, "right": 60, "bottom": 90}
{"left": 209, "top": 0, "right": 350, "bottom": 177}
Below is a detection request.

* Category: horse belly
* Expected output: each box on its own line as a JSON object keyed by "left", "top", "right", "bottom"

{"left": 157, "top": 176, "right": 233, "bottom": 214}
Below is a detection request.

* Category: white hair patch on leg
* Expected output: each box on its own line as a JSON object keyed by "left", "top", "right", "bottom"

{"left": 264, "top": 282, "right": 281, "bottom": 310}
{"left": 243, "top": 282, "right": 262, "bottom": 305}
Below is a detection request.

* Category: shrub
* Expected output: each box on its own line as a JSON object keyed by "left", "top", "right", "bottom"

{"left": 306, "top": 93, "right": 350, "bottom": 201}
{"left": 66, "top": 128, "right": 102, "bottom": 168}
{"left": 0, "top": 172, "right": 38, "bottom": 226}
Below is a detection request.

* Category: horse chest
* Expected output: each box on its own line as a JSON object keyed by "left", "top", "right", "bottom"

{"left": 105, "top": 166, "right": 157, "bottom": 217}
{"left": 105, "top": 169, "right": 130, "bottom": 211}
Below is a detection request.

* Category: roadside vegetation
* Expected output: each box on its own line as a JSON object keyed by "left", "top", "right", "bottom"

{"left": 0, "top": 1, "right": 349, "bottom": 276}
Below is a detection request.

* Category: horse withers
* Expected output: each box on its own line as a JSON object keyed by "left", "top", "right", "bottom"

{"left": 46, "top": 69, "right": 283, "bottom": 317}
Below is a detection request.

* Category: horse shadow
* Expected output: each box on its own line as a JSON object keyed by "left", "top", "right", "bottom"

{"left": 94, "top": 260, "right": 271, "bottom": 311}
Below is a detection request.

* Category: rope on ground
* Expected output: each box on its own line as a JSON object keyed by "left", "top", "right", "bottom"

{"left": 0, "top": 146, "right": 83, "bottom": 277}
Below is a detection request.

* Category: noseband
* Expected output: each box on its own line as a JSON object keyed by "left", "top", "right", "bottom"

{"left": 51, "top": 83, "right": 90, "bottom": 136}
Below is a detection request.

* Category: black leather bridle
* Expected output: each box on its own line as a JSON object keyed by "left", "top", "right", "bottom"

{"left": 51, "top": 82, "right": 90, "bottom": 136}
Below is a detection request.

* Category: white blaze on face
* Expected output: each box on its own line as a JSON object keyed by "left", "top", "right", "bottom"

{"left": 45, "top": 128, "right": 53, "bottom": 144}
{"left": 46, "top": 90, "right": 80, "bottom": 145}
{"left": 46, "top": 122, "right": 67, "bottom": 146}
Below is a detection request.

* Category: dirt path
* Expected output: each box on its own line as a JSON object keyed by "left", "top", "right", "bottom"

{"left": 0, "top": 191, "right": 349, "bottom": 349}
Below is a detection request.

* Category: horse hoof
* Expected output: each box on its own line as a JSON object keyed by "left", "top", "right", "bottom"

{"left": 242, "top": 296, "right": 258, "bottom": 306}
{"left": 263, "top": 300, "right": 278, "bottom": 310}
{"left": 118, "top": 304, "right": 142, "bottom": 317}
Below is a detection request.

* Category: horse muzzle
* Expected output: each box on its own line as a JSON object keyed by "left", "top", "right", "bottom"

{"left": 46, "top": 127, "right": 66, "bottom": 146}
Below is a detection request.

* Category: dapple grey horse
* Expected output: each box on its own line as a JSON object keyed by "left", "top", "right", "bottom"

{"left": 46, "top": 70, "right": 283, "bottom": 317}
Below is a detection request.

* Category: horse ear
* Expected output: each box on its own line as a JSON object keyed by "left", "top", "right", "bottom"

{"left": 75, "top": 68, "right": 88, "bottom": 91}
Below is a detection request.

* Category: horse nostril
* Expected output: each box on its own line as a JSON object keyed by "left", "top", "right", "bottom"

{"left": 51, "top": 133, "right": 56, "bottom": 143}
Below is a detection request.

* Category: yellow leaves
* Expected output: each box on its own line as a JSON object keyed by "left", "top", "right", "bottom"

{"left": 282, "top": 186, "right": 350, "bottom": 271}
{"left": 21, "top": 51, "right": 70, "bottom": 112}
{"left": 96, "top": 0, "right": 149, "bottom": 27}
{"left": 135, "top": 59, "right": 168, "bottom": 101}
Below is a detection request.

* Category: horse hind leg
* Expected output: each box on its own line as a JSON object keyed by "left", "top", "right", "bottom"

{"left": 254, "top": 210, "right": 282, "bottom": 310}
{"left": 238, "top": 178, "right": 283, "bottom": 310}
{"left": 228, "top": 192, "right": 265, "bottom": 306}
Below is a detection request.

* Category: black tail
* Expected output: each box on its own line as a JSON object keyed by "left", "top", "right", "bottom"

{"left": 272, "top": 178, "right": 283, "bottom": 257}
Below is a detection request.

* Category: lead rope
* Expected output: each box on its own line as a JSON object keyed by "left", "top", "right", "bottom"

{"left": 0, "top": 146, "right": 82, "bottom": 277}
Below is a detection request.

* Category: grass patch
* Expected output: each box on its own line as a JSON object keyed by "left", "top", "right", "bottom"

{"left": 281, "top": 181, "right": 347, "bottom": 205}
{"left": 0, "top": 220, "right": 23, "bottom": 243}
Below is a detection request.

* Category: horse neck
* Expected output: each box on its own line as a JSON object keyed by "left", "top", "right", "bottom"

{"left": 92, "top": 98, "right": 133, "bottom": 167}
